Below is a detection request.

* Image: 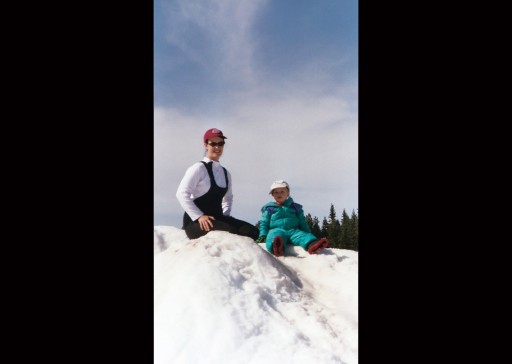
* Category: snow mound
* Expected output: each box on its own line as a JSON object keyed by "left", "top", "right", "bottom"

{"left": 154, "top": 226, "right": 358, "bottom": 364}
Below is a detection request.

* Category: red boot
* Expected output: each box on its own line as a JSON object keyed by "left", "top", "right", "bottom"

{"left": 307, "top": 238, "right": 328, "bottom": 254}
{"left": 272, "top": 236, "right": 284, "bottom": 257}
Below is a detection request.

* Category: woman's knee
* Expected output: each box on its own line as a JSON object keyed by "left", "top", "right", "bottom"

{"left": 238, "top": 224, "right": 259, "bottom": 239}
{"left": 185, "top": 223, "right": 206, "bottom": 239}
{"left": 211, "top": 220, "right": 237, "bottom": 234}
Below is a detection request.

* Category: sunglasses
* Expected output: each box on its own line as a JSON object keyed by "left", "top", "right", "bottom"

{"left": 207, "top": 141, "right": 225, "bottom": 147}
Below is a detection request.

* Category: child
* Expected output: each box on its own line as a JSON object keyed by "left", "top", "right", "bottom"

{"left": 256, "top": 180, "right": 328, "bottom": 257}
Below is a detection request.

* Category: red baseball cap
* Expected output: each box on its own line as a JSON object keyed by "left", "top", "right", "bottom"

{"left": 203, "top": 128, "right": 228, "bottom": 143}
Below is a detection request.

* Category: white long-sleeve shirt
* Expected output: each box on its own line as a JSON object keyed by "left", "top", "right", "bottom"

{"left": 176, "top": 157, "right": 233, "bottom": 221}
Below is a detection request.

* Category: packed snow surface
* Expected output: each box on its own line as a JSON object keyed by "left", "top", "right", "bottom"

{"left": 154, "top": 226, "right": 358, "bottom": 364}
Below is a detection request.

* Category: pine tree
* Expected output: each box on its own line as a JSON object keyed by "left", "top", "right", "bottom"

{"left": 305, "top": 213, "right": 324, "bottom": 238}
{"left": 305, "top": 213, "right": 314, "bottom": 231}
{"left": 312, "top": 216, "right": 322, "bottom": 238}
{"left": 321, "top": 217, "right": 329, "bottom": 238}
{"left": 349, "top": 209, "right": 359, "bottom": 251}
{"left": 339, "top": 209, "right": 351, "bottom": 249}
{"left": 327, "top": 204, "right": 342, "bottom": 249}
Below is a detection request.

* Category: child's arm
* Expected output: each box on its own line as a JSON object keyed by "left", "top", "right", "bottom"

{"left": 258, "top": 208, "right": 271, "bottom": 238}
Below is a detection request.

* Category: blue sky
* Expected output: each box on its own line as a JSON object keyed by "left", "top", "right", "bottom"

{"left": 154, "top": 0, "right": 358, "bottom": 227}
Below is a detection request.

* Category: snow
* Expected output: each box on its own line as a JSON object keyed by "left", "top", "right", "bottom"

{"left": 154, "top": 226, "right": 358, "bottom": 364}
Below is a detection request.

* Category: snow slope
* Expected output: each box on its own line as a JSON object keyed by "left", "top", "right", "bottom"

{"left": 154, "top": 226, "right": 358, "bottom": 364}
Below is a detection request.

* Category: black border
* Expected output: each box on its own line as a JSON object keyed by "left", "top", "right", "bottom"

{"left": 16, "top": 2, "right": 155, "bottom": 361}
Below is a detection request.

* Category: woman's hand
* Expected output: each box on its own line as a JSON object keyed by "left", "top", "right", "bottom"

{"left": 198, "top": 215, "right": 215, "bottom": 231}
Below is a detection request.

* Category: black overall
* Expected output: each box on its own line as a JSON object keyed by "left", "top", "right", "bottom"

{"left": 182, "top": 161, "right": 259, "bottom": 240}
{"left": 182, "top": 161, "right": 228, "bottom": 227}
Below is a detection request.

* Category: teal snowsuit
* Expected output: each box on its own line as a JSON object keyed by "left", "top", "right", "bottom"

{"left": 258, "top": 197, "right": 318, "bottom": 253}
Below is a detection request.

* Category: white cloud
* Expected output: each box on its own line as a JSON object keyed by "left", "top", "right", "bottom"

{"left": 154, "top": 0, "right": 358, "bottom": 226}
{"left": 154, "top": 81, "right": 358, "bottom": 226}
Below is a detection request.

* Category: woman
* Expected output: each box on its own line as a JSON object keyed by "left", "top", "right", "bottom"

{"left": 176, "top": 128, "right": 259, "bottom": 240}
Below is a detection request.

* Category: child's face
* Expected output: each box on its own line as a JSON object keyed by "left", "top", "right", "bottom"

{"left": 271, "top": 187, "right": 289, "bottom": 204}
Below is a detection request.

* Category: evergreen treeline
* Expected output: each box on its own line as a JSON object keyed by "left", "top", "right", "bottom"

{"left": 305, "top": 204, "right": 358, "bottom": 251}
{"left": 256, "top": 204, "right": 359, "bottom": 251}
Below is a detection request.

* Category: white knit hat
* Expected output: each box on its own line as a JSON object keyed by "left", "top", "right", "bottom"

{"left": 269, "top": 180, "right": 290, "bottom": 194}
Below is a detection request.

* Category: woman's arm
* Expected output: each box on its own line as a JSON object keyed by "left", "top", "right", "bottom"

{"left": 176, "top": 164, "right": 206, "bottom": 221}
